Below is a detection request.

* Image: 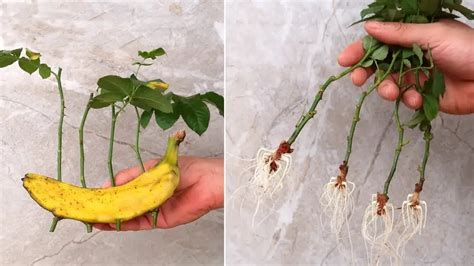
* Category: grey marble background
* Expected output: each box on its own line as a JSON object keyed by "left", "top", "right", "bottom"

{"left": 0, "top": 1, "right": 223, "bottom": 265}
{"left": 226, "top": 0, "right": 473, "bottom": 265}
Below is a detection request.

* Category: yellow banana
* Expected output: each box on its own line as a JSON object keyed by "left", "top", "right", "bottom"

{"left": 22, "top": 131, "right": 186, "bottom": 224}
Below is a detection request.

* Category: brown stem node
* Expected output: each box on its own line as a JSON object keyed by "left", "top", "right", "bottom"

{"left": 376, "top": 193, "right": 389, "bottom": 216}
{"left": 269, "top": 141, "right": 293, "bottom": 173}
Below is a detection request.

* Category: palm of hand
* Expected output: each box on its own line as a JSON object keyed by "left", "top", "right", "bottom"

{"left": 94, "top": 156, "right": 223, "bottom": 231}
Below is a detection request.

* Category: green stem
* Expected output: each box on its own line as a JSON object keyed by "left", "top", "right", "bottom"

{"left": 383, "top": 98, "right": 404, "bottom": 196}
{"left": 107, "top": 105, "right": 122, "bottom": 231}
{"left": 53, "top": 68, "right": 64, "bottom": 182}
{"left": 343, "top": 51, "right": 401, "bottom": 164}
{"left": 418, "top": 125, "right": 432, "bottom": 188}
{"left": 134, "top": 107, "right": 145, "bottom": 172}
{"left": 79, "top": 94, "right": 93, "bottom": 187}
{"left": 108, "top": 105, "right": 117, "bottom": 187}
{"left": 79, "top": 94, "right": 94, "bottom": 233}
{"left": 286, "top": 51, "right": 374, "bottom": 145}
{"left": 49, "top": 217, "right": 60, "bottom": 232}
{"left": 49, "top": 68, "right": 65, "bottom": 232}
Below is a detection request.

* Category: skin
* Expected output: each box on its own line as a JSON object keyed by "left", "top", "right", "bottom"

{"left": 94, "top": 156, "right": 223, "bottom": 231}
{"left": 338, "top": 20, "right": 474, "bottom": 115}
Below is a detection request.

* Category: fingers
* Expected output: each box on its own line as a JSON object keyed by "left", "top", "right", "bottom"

{"left": 338, "top": 39, "right": 365, "bottom": 67}
{"left": 402, "top": 89, "right": 423, "bottom": 110}
{"left": 351, "top": 67, "right": 374, "bottom": 87}
{"left": 376, "top": 75, "right": 399, "bottom": 101}
{"left": 364, "top": 21, "right": 444, "bottom": 49}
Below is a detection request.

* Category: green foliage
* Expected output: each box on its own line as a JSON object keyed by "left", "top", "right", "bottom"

{"left": 357, "top": 0, "right": 473, "bottom": 23}
{"left": 89, "top": 48, "right": 224, "bottom": 136}
{"left": 139, "top": 110, "right": 153, "bottom": 128}
{"left": 0, "top": 49, "right": 19, "bottom": 68}
{"left": 39, "top": 64, "right": 51, "bottom": 79}
{"left": 201, "top": 92, "right": 224, "bottom": 116}
{"left": 154, "top": 92, "right": 223, "bottom": 136}
{"left": 18, "top": 57, "right": 40, "bottom": 74}
{"left": 138, "top": 48, "right": 166, "bottom": 60}
{"left": 353, "top": 1, "right": 465, "bottom": 129}
{"left": 131, "top": 86, "right": 172, "bottom": 113}
{"left": 155, "top": 104, "right": 180, "bottom": 130}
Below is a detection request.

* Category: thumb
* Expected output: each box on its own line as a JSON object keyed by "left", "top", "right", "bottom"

{"left": 364, "top": 21, "right": 445, "bottom": 49}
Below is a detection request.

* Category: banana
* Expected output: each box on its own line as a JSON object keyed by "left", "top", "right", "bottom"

{"left": 22, "top": 131, "right": 186, "bottom": 224}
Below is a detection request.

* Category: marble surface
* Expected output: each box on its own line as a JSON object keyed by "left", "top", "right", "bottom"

{"left": 0, "top": 1, "right": 223, "bottom": 265}
{"left": 226, "top": 0, "right": 474, "bottom": 265}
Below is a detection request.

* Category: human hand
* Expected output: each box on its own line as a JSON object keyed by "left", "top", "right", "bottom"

{"left": 94, "top": 156, "right": 223, "bottom": 231}
{"left": 338, "top": 20, "right": 474, "bottom": 114}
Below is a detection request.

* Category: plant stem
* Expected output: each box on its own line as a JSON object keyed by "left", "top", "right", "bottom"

{"left": 286, "top": 51, "right": 374, "bottom": 146}
{"left": 134, "top": 107, "right": 160, "bottom": 227}
{"left": 108, "top": 105, "right": 117, "bottom": 187}
{"left": 107, "top": 105, "right": 122, "bottom": 231}
{"left": 134, "top": 107, "right": 145, "bottom": 172}
{"left": 49, "top": 68, "right": 65, "bottom": 232}
{"left": 383, "top": 98, "right": 404, "bottom": 196}
{"left": 418, "top": 125, "right": 432, "bottom": 188}
{"left": 53, "top": 68, "right": 65, "bottom": 182}
{"left": 343, "top": 51, "right": 401, "bottom": 164}
{"left": 79, "top": 94, "right": 93, "bottom": 187}
{"left": 79, "top": 94, "right": 94, "bottom": 233}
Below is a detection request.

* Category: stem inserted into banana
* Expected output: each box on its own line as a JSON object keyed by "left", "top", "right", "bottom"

{"left": 22, "top": 131, "right": 186, "bottom": 224}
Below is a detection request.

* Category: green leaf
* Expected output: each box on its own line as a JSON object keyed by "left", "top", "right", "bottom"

{"left": 412, "top": 44, "right": 424, "bottom": 65}
{"left": 419, "top": 0, "right": 440, "bottom": 16}
{"left": 155, "top": 104, "right": 180, "bottom": 130}
{"left": 173, "top": 95, "right": 210, "bottom": 135}
{"left": 9, "top": 48, "right": 23, "bottom": 58}
{"left": 138, "top": 48, "right": 166, "bottom": 60}
{"left": 360, "top": 4, "right": 385, "bottom": 18}
{"left": 18, "top": 58, "right": 40, "bottom": 74}
{"left": 201, "top": 91, "right": 224, "bottom": 116}
{"left": 402, "top": 48, "right": 415, "bottom": 59}
{"left": 403, "top": 59, "right": 412, "bottom": 68}
{"left": 363, "top": 35, "right": 380, "bottom": 51}
{"left": 38, "top": 64, "right": 51, "bottom": 79}
{"left": 423, "top": 94, "right": 439, "bottom": 121}
{"left": 405, "top": 110, "right": 426, "bottom": 128}
{"left": 405, "top": 15, "right": 429, "bottom": 23}
{"left": 0, "top": 54, "right": 18, "bottom": 68}
{"left": 432, "top": 69, "right": 445, "bottom": 97}
{"left": 400, "top": 0, "right": 418, "bottom": 14}
{"left": 371, "top": 45, "right": 389, "bottom": 61}
{"left": 140, "top": 110, "right": 153, "bottom": 128}
{"left": 90, "top": 92, "right": 125, "bottom": 109}
{"left": 131, "top": 87, "right": 172, "bottom": 113}
{"left": 361, "top": 59, "right": 374, "bottom": 68}
{"left": 375, "top": 69, "right": 385, "bottom": 83}
{"left": 97, "top": 75, "right": 133, "bottom": 97}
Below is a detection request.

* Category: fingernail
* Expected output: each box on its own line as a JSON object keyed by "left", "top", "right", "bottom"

{"left": 365, "top": 21, "right": 381, "bottom": 30}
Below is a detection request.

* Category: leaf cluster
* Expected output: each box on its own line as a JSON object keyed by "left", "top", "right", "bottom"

{"left": 0, "top": 48, "right": 52, "bottom": 79}
{"left": 355, "top": 0, "right": 473, "bottom": 25}
{"left": 90, "top": 48, "right": 224, "bottom": 136}
{"left": 353, "top": 0, "right": 468, "bottom": 130}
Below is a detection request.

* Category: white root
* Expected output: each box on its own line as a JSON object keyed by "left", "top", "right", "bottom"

{"left": 229, "top": 147, "right": 292, "bottom": 229}
{"left": 319, "top": 176, "right": 355, "bottom": 238}
{"left": 396, "top": 193, "right": 427, "bottom": 259}
{"left": 362, "top": 194, "right": 399, "bottom": 265}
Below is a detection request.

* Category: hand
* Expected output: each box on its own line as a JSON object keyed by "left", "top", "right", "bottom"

{"left": 338, "top": 20, "right": 474, "bottom": 115}
{"left": 94, "top": 156, "right": 223, "bottom": 231}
